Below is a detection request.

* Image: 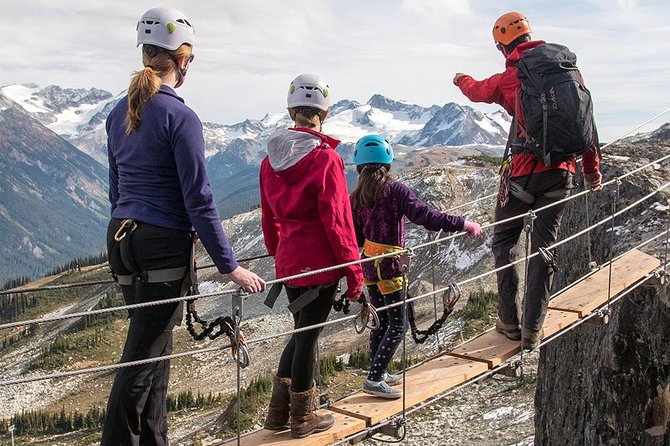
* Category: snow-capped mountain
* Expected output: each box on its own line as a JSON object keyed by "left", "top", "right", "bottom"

{"left": 2, "top": 83, "right": 510, "bottom": 166}
{"left": 0, "top": 82, "right": 512, "bottom": 281}
{"left": 0, "top": 90, "right": 108, "bottom": 284}
{"left": 1, "top": 84, "right": 122, "bottom": 165}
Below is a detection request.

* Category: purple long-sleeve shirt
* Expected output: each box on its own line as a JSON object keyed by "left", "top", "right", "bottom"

{"left": 107, "top": 85, "right": 238, "bottom": 274}
{"left": 351, "top": 181, "right": 465, "bottom": 281}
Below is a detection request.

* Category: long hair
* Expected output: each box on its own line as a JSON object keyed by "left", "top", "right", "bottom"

{"left": 125, "top": 44, "right": 192, "bottom": 134}
{"left": 350, "top": 164, "right": 393, "bottom": 210}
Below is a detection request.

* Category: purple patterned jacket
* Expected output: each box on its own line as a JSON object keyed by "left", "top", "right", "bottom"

{"left": 351, "top": 181, "right": 465, "bottom": 282}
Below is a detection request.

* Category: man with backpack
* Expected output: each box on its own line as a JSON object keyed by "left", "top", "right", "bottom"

{"left": 453, "top": 12, "right": 602, "bottom": 350}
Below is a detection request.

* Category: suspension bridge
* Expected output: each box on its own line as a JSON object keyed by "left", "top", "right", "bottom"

{"left": 0, "top": 110, "right": 669, "bottom": 445}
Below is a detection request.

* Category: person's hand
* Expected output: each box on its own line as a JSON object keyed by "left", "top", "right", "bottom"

{"left": 453, "top": 72, "right": 467, "bottom": 86}
{"left": 584, "top": 171, "right": 603, "bottom": 191}
{"left": 345, "top": 287, "right": 363, "bottom": 302}
{"left": 463, "top": 220, "right": 482, "bottom": 237}
{"left": 226, "top": 266, "right": 266, "bottom": 293}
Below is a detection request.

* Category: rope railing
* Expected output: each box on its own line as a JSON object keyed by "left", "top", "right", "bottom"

{"left": 0, "top": 111, "right": 668, "bottom": 400}
{"left": 2, "top": 110, "right": 668, "bottom": 297}
{"left": 0, "top": 254, "right": 273, "bottom": 296}
{"left": 334, "top": 261, "right": 668, "bottom": 446}
{"left": 1, "top": 153, "right": 668, "bottom": 334}
{"left": 1, "top": 188, "right": 667, "bottom": 387}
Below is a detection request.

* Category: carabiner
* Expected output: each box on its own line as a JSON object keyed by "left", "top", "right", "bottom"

{"left": 231, "top": 334, "right": 250, "bottom": 368}
{"left": 114, "top": 219, "right": 137, "bottom": 242}
{"left": 442, "top": 281, "right": 462, "bottom": 310}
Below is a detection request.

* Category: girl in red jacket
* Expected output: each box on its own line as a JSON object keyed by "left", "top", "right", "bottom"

{"left": 259, "top": 74, "right": 364, "bottom": 438}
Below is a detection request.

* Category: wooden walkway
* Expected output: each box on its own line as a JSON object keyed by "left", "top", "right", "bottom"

{"left": 222, "top": 249, "right": 660, "bottom": 445}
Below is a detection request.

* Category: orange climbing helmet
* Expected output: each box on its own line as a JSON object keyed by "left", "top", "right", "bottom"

{"left": 492, "top": 12, "right": 531, "bottom": 46}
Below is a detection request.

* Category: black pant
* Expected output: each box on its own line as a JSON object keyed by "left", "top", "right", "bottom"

{"left": 492, "top": 170, "right": 572, "bottom": 332}
{"left": 276, "top": 283, "right": 337, "bottom": 392}
{"left": 101, "top": 219, "right": 192, "bottom": 446}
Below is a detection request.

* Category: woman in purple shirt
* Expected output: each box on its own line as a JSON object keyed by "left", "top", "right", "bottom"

{"left": 350, "top": 134, "right": 481, "bottom": 399}
{"left": 102, "top": 8, "right": 264, "bottom": 445}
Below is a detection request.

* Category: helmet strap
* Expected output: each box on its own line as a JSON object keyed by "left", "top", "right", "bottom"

{"left": 143, "top": 44, "right": 188, "bottom": 87}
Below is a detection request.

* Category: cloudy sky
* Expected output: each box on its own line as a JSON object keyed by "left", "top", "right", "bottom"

{"left": 2, "top": 0, "right": 669, "bottom": 141}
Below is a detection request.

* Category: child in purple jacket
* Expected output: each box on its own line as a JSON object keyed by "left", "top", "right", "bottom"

{"left": 350, "top": 134, "right": 481, "bottom": 399}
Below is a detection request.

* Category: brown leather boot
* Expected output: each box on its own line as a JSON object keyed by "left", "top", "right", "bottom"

{"left": 289, "top": 386, "right": 334, "bottom": 438}
{"left": 263, "top": 375, "right": 291, "bottom": 431}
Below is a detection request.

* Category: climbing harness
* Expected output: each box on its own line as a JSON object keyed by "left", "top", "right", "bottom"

{"left": 407, "top": 281, "right": 461, "bottom": 344}
{"left": 110, "top": 219, "right": 193, "bottom": 296}
{"left": 185, "top": 290, "right": 250, "bottom": 368}
{"left": 362, "top": 240, "right": 405, "bottom": 295}
{"left": 263, "top": 281, "right": 338, "bottom": 314}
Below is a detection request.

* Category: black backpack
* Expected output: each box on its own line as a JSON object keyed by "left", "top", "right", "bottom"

{"left": 515, "top": 43, "right": 597, "bottom": 165}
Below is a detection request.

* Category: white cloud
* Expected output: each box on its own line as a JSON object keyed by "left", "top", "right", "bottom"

{"left": 400, "top": 0, "right": 474, "bottom": 20}
{"left": 0, "top": 0, "right": 668, "bottom": 141}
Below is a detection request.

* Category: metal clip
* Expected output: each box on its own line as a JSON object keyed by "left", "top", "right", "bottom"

{"left": 232, "top": 288, "right": 246, "bottom": 321}
{"left": 538, "top": 247, "right": 558, "bottom": 273}
{"left": 354, "top": 296, "right": 381, "bottom": 334}
{"left": 442, "top": 281, "right": 462, "bottom": 310}
{"left": 398, "top": 252, "right": 412, "bottom": 272}
{"left": 587, "top": 308, "right": 610, "bottom": 326}
{"left": 496, "top": 360, "right": 523, "bottom": 379}
{"left": 375, "top": 417, "right": 406, "bottom": 440}
{"left": 113, "top": 219, "right": 137, "bottom": 242}
{"left": 523, "top": 211, "right": 536, "bottom": 234}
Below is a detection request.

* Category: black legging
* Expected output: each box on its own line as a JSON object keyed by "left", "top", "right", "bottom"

{"left": 277, "top": 283, "right": 337, "bottom": 392}
{"left": 101, "top": 218, "right": 192, "bottom": 446}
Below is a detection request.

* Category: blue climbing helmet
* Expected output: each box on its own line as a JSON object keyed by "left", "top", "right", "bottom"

{"left": 353, "top": 135, "right": 393, "bottom": 165}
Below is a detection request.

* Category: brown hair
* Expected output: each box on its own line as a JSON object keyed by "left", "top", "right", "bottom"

{"left": 125, "top": 44, "right": 192, "bottom": 134}
{"left": 350, "top": 164, "right": 393, "bottom": 210}
{"left": 290, "top": 106, "right": 324, "bottom": 129}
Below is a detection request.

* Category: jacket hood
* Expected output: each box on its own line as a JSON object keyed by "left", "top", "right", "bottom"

{"left": 265, "top": 128, "right": 341, "bottom": 184}
{"left": 505, "top": 40, "right": 546, "bottom": 68}
{"left": 267, "top": 128, "right": 322, "bottom": 171}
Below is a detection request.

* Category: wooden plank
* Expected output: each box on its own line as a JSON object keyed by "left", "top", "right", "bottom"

{"left": 449, "top": 309, "right": 579, "bottom": 367}
{"left": 549, "top": 249, "right": 660, "bottom": 317}
{"left": 219, "top": 411, "right": 365, "bottom": 446}
{"left": 329, "top": 356, "right": 488, "bottom": 426}
{"left": 449, "top": 327, "right": 519, "bottom": 368}
{"left": 542, "top": 308, "right": 580, "bottom": 337}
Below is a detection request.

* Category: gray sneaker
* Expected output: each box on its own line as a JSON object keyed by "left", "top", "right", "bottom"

{"left": 363, "top": 380, "right": 402, "bottom": 399}
{"left": 382, "top": 372, "right": 403, "bottom": 386}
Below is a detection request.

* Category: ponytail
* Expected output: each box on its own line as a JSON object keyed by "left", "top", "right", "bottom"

{"left": 125, "top": 66, "right": 161, "bottom": 134}
{"left": 125, "top": 43, "right": 193, "bottom": 134}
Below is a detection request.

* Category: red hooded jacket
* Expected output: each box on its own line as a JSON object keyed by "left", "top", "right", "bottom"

{"left": 455, "top": 40, "right": 600, "bottom": 178}
{"left": 260, "top": 127, "right": 363, "bottom": 298}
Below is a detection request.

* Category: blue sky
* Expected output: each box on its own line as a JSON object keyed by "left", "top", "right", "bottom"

{"left": 2, "top": 0, "right": 669, "bottom": 141}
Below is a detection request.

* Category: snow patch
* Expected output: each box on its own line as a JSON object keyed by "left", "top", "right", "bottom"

{"left": 2, "top": 84, "right": 49, "bottom": 114}
{"left": 482, "top": 406, "right": 514, "bottom": 420}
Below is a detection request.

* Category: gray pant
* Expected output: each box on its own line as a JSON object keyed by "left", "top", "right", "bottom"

{"left": 492, "top": 169, "right": 572, "bottom": 332}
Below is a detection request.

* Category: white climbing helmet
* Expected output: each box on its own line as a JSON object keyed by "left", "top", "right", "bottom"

{"left": 287, "top": 74, "right": 330, "bottom": 111}
{"left": 136, "top": 7, "right": 196, "bottom": 51}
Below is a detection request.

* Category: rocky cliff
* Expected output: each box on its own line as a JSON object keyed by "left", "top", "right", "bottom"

{"left": 536, "top": 139, "right": 670, "bottom": 445}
